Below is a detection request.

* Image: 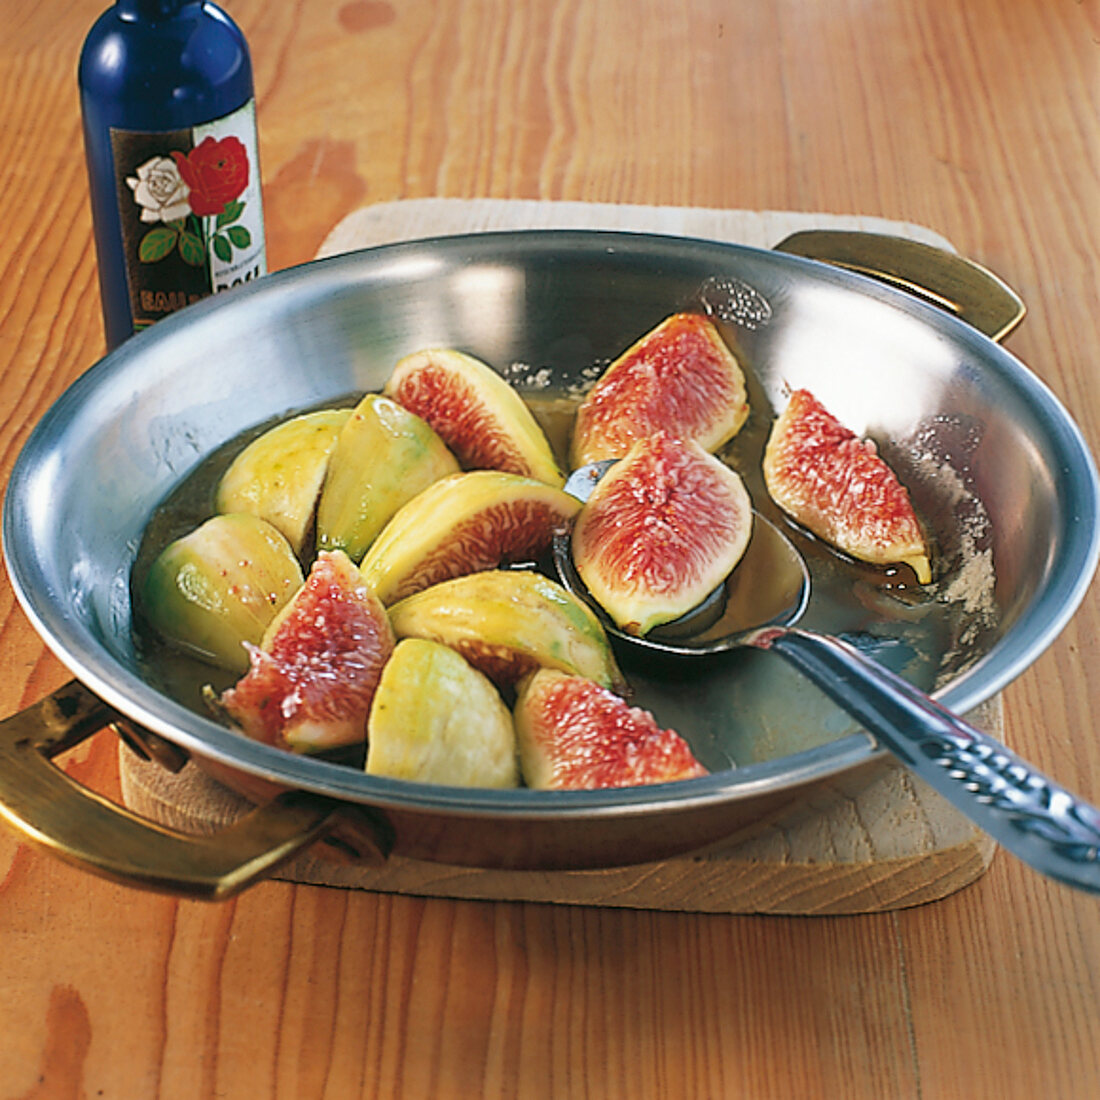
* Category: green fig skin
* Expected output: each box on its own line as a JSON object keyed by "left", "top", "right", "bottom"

{"left": 215, "top": 408, "right": 351, "bottom": 555}
{"left": 315, "top": 393, "right": 460, "bottom": 563}
{"left": 388, "top": 569, "right": 625, "bottom": 692}
{"left": 141, "top": 513, "right": 304, "bottom": 674}
{"left": 366, "top": 638, "right": 519, "bottom": 788}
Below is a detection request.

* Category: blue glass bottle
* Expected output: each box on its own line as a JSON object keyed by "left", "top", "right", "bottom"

{"left": 79, "top": 0, "right": 267, "bottom": 349}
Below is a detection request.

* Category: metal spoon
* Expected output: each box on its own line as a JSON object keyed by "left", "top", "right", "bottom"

{"left": 553, "top": 461, "right": 1100, "bottom": 894}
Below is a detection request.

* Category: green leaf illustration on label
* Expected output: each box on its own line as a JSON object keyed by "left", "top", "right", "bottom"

{"left": 178, "top": 229, "right": 205, "bottom": 266}
{"left": 217, "top": 200, "right": 244, "bottom": 228}
{"left": 138, "top": 225, "right": 179, "bottom": 262}
{"left": 226, "top": 225, "right": 252, "bottom": 248}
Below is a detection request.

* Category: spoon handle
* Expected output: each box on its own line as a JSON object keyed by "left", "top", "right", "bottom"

{"left": 760, "top": 628, "right": 1100, "bottom": 895}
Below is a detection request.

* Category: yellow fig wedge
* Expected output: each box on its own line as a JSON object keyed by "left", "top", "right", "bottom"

{"left": 384, "top": 348, "right": 565, "bottom": 486}
{"left": 388, "top": 570, "right": 624, "bottom": 691}
{"left": 142, "top": 513, "right": 304, "bottom": 673}
{"left": 366, "top": 638, "right": 519, "bottom": 788}
{"left": 316, "top": 393, "right": 460, "bottom": 562}
{"left": 215, "top": 408, "right": 351, "bottom": 555}
{"left": 360, "top": 470, "right": 581, "bottom": 604}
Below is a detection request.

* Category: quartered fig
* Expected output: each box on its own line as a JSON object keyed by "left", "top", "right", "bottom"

{"left": 315, "top": 393, "right": 460, "bottom": 563}
{"left": 570, "top": 312, "right": 750, "bottom": 467}
{"left": 388, "top": 569, "right": 624, "bottom": 691}
{"left": 360, "top": 470, "right": 581, "bottom": 604}
{"left": 514, "top": 669, "right": 708, "bottom": 790}
{"left": 141, "top": 512, "right": 304, "bottom": 673}
{"left": 215, "top": 408, "right": 351, "bottom": 555}
{"left": 384, "top": 348, "right": 565, "bottom": 486}
{"left": 762, "top": 388, "right": 932, "bottom": 583}
{"left": 214, "top": 550, "right": 395, "bottom": 753}
{"left": 365, "top": 638, "right": 519, "bottom": 788}
{"left": 571, "top": 432, "right": 754, "bottom": 635}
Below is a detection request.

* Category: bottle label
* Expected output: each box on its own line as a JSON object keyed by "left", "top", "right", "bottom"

{"left": 110, "top": 99, "right": 267, "bottom": 331}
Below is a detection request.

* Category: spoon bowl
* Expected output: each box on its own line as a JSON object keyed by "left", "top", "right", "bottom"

{"left": 554, "top": 460, "right": 1100, "bottom": 894}
{"left": 551, "top": 509, "right": 810, "bottom": 651}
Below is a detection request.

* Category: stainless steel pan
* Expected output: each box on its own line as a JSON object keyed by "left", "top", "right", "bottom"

{"left": 3, "top": 229, "right": 1097, "bottom": 898}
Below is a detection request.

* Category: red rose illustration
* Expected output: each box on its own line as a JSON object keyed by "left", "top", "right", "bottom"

{"left": 172, "top": 136, "right": 249, "bottom": 217}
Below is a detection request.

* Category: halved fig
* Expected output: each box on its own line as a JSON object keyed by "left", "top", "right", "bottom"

{"left": 384, "top": 348, "right": 564, "bottom": 486}
{"left": 215, "top": 408, "right": 351, "bottom": 555}
{"left": 366, "top": 638, "right": 519, "bottom": 788}
{"left": 360, "top": 470, "right": 581, "bottom": 604}
{"left": 570, "top": 313, "right": 749, "bottom": 467}
{"left": 316, "top": 393, "right": 459, "bottom": 563}
{"left": 572, "top": 432, "right": 753, "bottom": 635}
{"left": 141, "top": 513, "right": 303, "bottom": 673}
{"left": 388, "top": 570, "right": 624, "bottom": 691}
{"left": 762, "top": 389, "right": 932, "bottom": 583}
{"left": 514, "top": 669, "right": 707, "bottom": 790}
{"left": 214, "top": 550, "right": 395, "bottom": 753}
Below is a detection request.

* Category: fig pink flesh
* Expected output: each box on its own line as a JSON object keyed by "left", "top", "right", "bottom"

{"left": 391, "top": 362, "right": 518, "bottom": 470}
{"left": 219, "top": 551, "right": 394, "bottom": 751}
{"left": 385, "top": 351, "right": 562, "bottom": 482}
{"left": 763, "top": 389, "right": 930, "bottom": 580}
{"left": 517, "top": 669, "right": 707, "bottom": 790}
{"left": 571, "top": 313, "right": 748, "bottom": 464}
{"left": 572, "top": 432, "right": 752, "bottom": 632}
{"left": 384, "top": 497, "right": 576, "bottom": 602}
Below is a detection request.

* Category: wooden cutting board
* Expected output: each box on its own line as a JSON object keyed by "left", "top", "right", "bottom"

{"left": 119, "top": 200, "right": 997, "bottom": 915}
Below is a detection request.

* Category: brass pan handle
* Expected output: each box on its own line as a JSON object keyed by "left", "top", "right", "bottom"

{"left": 0, "top": 680, "right": 384, "bottom": 899}
{"left": 774, "top": 230, "right": 1026, "bottom": 343}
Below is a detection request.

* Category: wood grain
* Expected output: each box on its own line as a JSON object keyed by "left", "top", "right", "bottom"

{"left": 117, "top": 733, "right": 998, "bottom": 917}
{"left": 0, "top": 0, "right": 1098, "bottom": 1096}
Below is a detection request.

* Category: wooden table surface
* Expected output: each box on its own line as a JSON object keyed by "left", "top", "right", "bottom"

{"left": 2, "top": 0, "right": 1098, "bottom": 1096}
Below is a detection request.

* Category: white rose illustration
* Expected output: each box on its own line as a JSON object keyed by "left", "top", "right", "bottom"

{"left": 126, "top": 156, "right": 191, "bottom": 223}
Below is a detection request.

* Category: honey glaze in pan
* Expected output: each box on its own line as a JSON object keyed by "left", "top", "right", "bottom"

{"left": 130, "top": 377, "right": 998, "bottom": 777}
